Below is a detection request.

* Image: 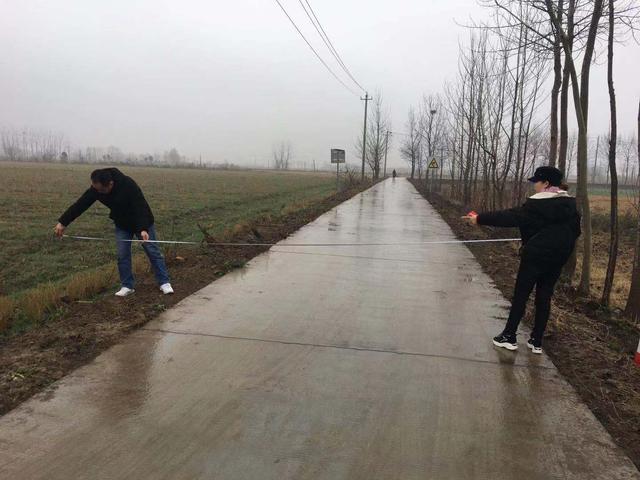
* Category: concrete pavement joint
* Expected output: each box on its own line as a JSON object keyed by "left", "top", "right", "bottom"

{"left": 141, "top": 327, "right": 556, "bottom": 371}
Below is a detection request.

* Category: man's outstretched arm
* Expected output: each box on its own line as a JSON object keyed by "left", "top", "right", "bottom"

{"left": 55, "top": 188, "right": 97, "bottom": 236}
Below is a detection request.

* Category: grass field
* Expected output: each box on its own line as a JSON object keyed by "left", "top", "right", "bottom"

{"left": 0, "top": 162, "right": 337, "bottom": 300}
{"left": 590, "top": 194, "right": 637, "bottom": 216}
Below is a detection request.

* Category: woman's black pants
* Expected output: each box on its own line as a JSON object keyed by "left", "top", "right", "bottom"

{"left": 503, "top": 259, "right": 562, "bottom": 341}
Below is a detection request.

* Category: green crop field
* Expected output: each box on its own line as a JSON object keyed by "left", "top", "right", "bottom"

{"left": 0, "top": 162, "right": 336, "bottom": 297}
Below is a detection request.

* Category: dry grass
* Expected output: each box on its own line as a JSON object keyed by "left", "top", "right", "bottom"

{"left": 575, "top": 233, "right": 636, "bottom": 310}
{"left": 1, "top": 254, "right": 152, "bottom": 333}
{"left": 0, "top": 297, "right": 16, "bottom": 331}
{"left": 590, "top": 194, "right": 637, "bottom": 216}
{"left": 63, "top": 266, "right": 117, "bottom": 301}
{"left": 20, "top": 283, "right": 62, "bottom": 323}
{"left": 282, "top": 200, "right": 312, "bottom": 216}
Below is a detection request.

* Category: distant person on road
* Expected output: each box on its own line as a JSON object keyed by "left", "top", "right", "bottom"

{"left": 392, "top": 169, "right": 397, "bottom": 178}
{"left": 462, "top": 166, "right": 580, "bottom": 354}
{"left": 54, "top": 168, "right": 174, "bottom": 297}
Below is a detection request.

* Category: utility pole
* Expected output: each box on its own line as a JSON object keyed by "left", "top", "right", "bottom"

{"left": 383, "top": 130, "right": 390, "bottom": 178}
{"left": 361, "top": 92, "right": 372, "bottom": 180}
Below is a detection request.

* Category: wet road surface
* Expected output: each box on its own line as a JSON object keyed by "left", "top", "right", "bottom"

{"left": 1, "top": 178, "right": 638, "bottom": 479}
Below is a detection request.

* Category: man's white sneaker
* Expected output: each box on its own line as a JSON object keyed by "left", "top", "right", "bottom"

{"left": 160, "top": 283, "right": 174, "bottom": 295}
{"left": 115, "top": 287, "right": 135, "bottom": 297}
{"left": 527, "top": 338, "right": 543, "bottom": 354}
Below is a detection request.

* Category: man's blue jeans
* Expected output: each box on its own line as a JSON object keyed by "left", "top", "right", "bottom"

{"left": 115, "top": 224, "right": 170, "bottom": 289}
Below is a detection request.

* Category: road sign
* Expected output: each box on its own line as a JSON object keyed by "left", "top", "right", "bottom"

{"left": 331, "top": 149, "right": 346, "bottom": 164}
{"left": 428, "top": 158, "right": 439, "bottom": 169}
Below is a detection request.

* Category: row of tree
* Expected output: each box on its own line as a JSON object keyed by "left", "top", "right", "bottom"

{"left": 0, "top": 127, "right": 231, "bottom": 169}
{"left": 0, "top": 128, "right": 327, "bottom": 172}
{"left": 1, "top": 127, "right": 69, "bottom": 163}
{"left": 395, "top": 0, "right": 640, "bottom": 318}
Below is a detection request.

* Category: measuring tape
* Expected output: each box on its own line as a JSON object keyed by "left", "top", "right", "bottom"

{"left": 62, "top": 235, "right": 521, "bottom": 247}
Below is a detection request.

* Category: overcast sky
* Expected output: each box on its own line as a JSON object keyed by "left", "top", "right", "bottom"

{"left": 1, "top": 0, "right": 639, "bottom": 169}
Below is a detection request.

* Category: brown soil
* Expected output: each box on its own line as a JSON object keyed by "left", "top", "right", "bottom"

{"left": 0, "top": 185, "right": 369, "bottom": 416}
{"left": 410, "top": 180, "right": 640, "bottom": 469}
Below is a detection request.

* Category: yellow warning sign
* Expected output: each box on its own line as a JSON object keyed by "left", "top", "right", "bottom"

{"left": 428, "top": 158, "right": 439, "bottom": 169}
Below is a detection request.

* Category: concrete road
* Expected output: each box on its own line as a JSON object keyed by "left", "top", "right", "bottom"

{"left": 1, "top": 179, "right": 637, "bottom": 479}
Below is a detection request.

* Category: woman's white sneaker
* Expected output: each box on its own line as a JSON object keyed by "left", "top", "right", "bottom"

{"left": 492, "top": 333, "right": 518, "bottom": 350}
{"left": 115, "top": 287, "right": 135, "bottom": 297}
{"left": 160, "top": 283, "right": 174, "bottom": 295}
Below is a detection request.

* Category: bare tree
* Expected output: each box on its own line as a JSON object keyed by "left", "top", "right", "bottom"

{"left": 548, "top": 0, "right": 564, "bottom": 167}
{"left": 357, "top": 91, "right": 390, "bottom": 180}
{"left": 621, "top": 134, "right": 636, "bottom": 185}
{"left": 272, "top": 141, "right": 292, "bottom": 170}
{"left": 0, "top": 127, "right": 68, "bottom": 163}
{"left": 479, "top": 0, "right": 639, "bottom": 295}
{"left": 439, "top": 22, "right": 547, "bottom": 210}
{"left": 542, "top": 0, "right": 605, "bottom": 295}
{"left": 0, "top": 128, "right": 21, "bottom": 160}
{"left": 626, "top": 100, "right": 640, "bottom": 321}
{"left": 602, "top": 0, "right": 619, "bottom": 306}
{"left": 419, "top": 94, "right": 446, "bottom": 190}
{"left": 400, "top": 108, "right": 422, "bottom": 179}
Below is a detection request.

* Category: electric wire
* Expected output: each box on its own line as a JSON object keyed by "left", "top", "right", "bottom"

{"left": 272, "top": 0, "right": 359, "bottom": 96}
{"left": 297, "top": 0, "right": 366, "bottom": 92}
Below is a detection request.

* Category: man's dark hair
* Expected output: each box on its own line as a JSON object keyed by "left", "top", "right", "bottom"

{"left": 90, "top": 168, "right": 114, "bottom": 185}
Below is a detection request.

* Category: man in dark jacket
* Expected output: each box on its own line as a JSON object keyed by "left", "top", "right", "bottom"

{"left": 54, "top": 168, "right": 173, "bottom": 297}
{"left": 462, "top": 166, "right": 580, "bottom": 353}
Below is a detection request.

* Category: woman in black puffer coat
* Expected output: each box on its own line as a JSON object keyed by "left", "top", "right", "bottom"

{"left": 463, "top": 166, "right": 581, "bottom": 354}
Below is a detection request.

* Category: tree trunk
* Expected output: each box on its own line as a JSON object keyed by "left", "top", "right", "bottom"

{"left": 545, "top": 0, "right": 600, "bottom": 292}
{"left": 558, "top": 56, "right": 570, "bottom": 174}
{"left": 576, "top": 0, "right": 604, "bottom": 296}
{"left": 559, "top": 46, "right": 574, "bottom": 282}
{"left": 576, "top": 129, "right": 593, "bottom": 295}
{"left": 625, "top": 100, "right": 640, "bottom": 321}
{"left": 558, "top": 0, "right": 575, "bottom": 175}
{"left": 439, "top": 148, "right": 444, "bottom": 192}
{"left": 592, "top": 135, "right": 600, "bottom": 184}
{"left": 549, "top": 0, "right": 564, "bottom": 167}
{"left": 602, "top": 1, "right": 618, "bottom": 306}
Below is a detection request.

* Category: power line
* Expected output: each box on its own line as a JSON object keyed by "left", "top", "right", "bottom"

{"left": 273, "top": 0, "right": 358, "bottom": 96}
{"left": 298, "top": 0, "right": 366, "bottom": 93}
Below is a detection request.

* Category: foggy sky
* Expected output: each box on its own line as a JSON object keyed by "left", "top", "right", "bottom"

{"left": 1, "top": 0, "right": 639, "bottom": 170}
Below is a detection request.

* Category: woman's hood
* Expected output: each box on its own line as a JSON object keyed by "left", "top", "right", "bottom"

{"left": 529, "top": 190, "right": 571, "bottom": 200}
{"left": 524, "top": 191, "right": 578, "bottom": 223}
